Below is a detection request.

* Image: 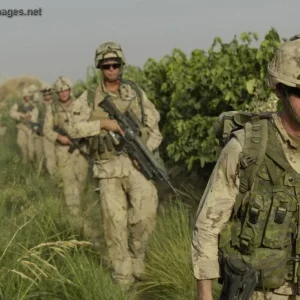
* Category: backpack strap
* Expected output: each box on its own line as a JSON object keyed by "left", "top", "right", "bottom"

{"left": 232, "top": 116, "right": 269, "bottom": 217}
{"left": 121, "top": 79, "right": 145, "bottom": 126}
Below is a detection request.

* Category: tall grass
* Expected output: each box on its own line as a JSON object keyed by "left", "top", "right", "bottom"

{"left": 137, "top": 199, "right": 197, "bottom": 300}
{"left": 0, "top": 118, "right": 220, "bottom": 300}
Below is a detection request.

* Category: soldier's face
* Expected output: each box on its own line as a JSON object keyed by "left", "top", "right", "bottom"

{"left": 23, "top": 95, "right": 31, "bottom": 102}
{"left": 58, "top": 89, "right": 71, "bottom": 102}
{"left": 289, "top": 92, "right": 300, "bottom": 117}
{"left": 43, "top": 94, "right": 52, "bottom": 102}
{"left": 277, "top": 85, "right": 300, "bottom": 118}
{"left": 101, "top": 60, "right": 121, "bottom": 82}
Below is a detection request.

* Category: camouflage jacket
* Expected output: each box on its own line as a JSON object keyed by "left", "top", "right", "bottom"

{"left": 192, "top": 114, "right": 300, "bottom": 295}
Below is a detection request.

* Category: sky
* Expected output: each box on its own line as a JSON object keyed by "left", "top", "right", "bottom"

{"left": 0, "top": 0, "right": 299, "bottom": 85}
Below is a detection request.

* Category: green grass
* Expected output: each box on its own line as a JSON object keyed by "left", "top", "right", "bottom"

{"left": 0, "top": 121, "right": 221, "bottom": 300}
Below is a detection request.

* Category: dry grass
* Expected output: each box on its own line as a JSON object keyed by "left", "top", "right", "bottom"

{"left": 0, "top": 75, "right": 42, "bottom": 104}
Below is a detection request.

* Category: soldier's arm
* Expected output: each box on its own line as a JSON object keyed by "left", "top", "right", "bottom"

{"left": 62, "top": 90, "right": 123, "bottom": 139}
{"left": 191, "top": 137, "right": 241, "bottom": 299}
{"left": 62, "top": 98, "right": 102, "bottom": 139}
{"left": 9, "top": 103, "right": 23, "bottom": 120}
{"left": 141, "top": 91, "right": 163, "bottom": 151}
{"left": 43, "top": 104, "right": 59, "bottom": 143}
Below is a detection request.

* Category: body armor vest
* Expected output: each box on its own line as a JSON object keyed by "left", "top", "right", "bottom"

{"left": 89, "top": 81, "right": 147, "bottom": 160}
{"left": 17, "top": 103, "right": 34, "bottom": 113}
{"left": 219, "top": 120, "right": 300, "bottom": 289}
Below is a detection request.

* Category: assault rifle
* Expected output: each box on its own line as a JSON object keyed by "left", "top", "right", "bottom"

{"left": 28, "top": 121, "right": 43, "bottom": 136}
{"left": 99, "top": 95, "right": 177, "bottom": 194}
{"left": 219, "top": 254, "right": 258, "bottom": 300}
{"left": 54, "top": 126, "right": 87, "bottom": 155}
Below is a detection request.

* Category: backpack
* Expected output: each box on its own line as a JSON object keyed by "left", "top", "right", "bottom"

{"left": 213, "top": 111, "right": 273, "bottom": 215}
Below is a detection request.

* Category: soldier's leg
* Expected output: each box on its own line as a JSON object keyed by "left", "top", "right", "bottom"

{"left": 74, "top": 154, "right": 88, "bottom": 195}
{"left": 34, "top": 135, "right": 44, "bottom": 165}
{"left": 73, "top": 154, "right": 98, "bottom": 246}
{"left": 17, "top": 129, "right": 28, "bottom": 163}
{"left": 43, "top": 136, "right": 57, "bottom": 175}
{"left": 57, "top": 150, "right": 82, "bottom": 226}
{"left": 99, "top": 178, "right": 134, "bottom": 285}
{"left": 27, "top": 131, "right": 35, "bottom": 162}
{"left": 126, "top": 168, "right": 158, "bottom": 279}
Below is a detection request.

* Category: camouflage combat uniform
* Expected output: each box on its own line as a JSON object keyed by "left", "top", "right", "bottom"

{"left": 192, "top": 114, "right": 300, "bottom": 299}
{"left": 42, "top": 105, "right": 57, "bottom": 175}
{"left": 43, "top": 78, "right": 90, "bottom": 232}
{"left": 10, "top": 89, "right": 38, "bottom": 164}
{"left": 93, "top": 81, "right": 162, "bottom": 284}
{"left": 192, "top": 36, "right": 300, "bottom": 299}
{"left": 39, "top": 83, "right": 57, "bottom": 175}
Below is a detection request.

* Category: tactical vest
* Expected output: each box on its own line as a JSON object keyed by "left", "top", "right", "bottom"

{"left": 17, "top": 103, "right": 34, "bottom": 113}
{"left": 88, "top": 80, "right": 148, "bottom": 160}
{"left": 38, "top": 103, "right": 46, "bottom": 124}
{"left": 217, "top": 113, "right": 300, "bottom": 289}
{"left": 52, "top": 102, "right": 71, "bottom": 128}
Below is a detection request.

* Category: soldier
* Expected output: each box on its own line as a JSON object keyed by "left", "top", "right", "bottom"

{"left": 40, "top": 83, "right": 57, "bottom": 175}
{"left": 43, "top": 76, "right": 90, "bottom": 229}
{"left": 61, "top": 42, "right": 163, "bottom": 286}
{"left": 10, "top": 87, "right": 38, "bottom": 164}
{"left": 192, "top": 36, "right": 300, "bottom": 300}
{"left": 29, "top": 84, "right": 44, "bottom": 165}
{"left": 43, "top": 76, "right": 120, "bottom": 247}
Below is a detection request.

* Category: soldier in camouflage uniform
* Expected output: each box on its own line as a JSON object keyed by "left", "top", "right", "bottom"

{"left": 192, "top": 36, "right": 300, "bottom": 300}
{"left": 43, "top": 76, "right": 121, "bottom": 246}
{"left": 40, "top": 83, "right": 57, "bottom": 175}
{"left": 10, "top": 87, "right": 38, "bottom": 164}
{"left": 61, "top": 42, "right": 162, "bottom": 286}
{"left": 43, "top": 77, "right": 90, "bottom": 229}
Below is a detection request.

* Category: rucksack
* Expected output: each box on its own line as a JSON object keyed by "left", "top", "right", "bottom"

{"left": 213, "top": 111, "right": 273, "bottom": 215}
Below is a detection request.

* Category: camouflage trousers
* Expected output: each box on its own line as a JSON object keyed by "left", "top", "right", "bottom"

{"left": 33, "top": 134, "right": 44, "bottom": 165}
{"left": 16, "top": 127, "right": 34, "bottom": 164}
{"left": 43, "top": 136, "right": 57, "bottom": 175}
{"left": 56, "top": 146, "right": 88, "bottom": 224}
{"left": 98, "top": 167, "right": 158, "bottom": 285}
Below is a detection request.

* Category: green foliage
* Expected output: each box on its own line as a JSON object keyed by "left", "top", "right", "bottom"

{"left": 138, "top": 199, "right": 196, "bottom": 300}
{"left": 143, "top": 28, "right": 281, "bottom": 170}
{"left": 123, "top": 65, "right": 148, "bottom": 91}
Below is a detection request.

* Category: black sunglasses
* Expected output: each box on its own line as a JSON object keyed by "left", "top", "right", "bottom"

{"left": 286, "top": 86, "right": 300, "bottom": 97}
{"left": 101, "top": 63, "right": 121, "bottom": 70}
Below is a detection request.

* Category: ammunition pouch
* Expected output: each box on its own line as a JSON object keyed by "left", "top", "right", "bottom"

{"left": 219, "top": 253, "right": 258, "bottom": 300}
{"left": 89, "top": 131, "right": 122, "bottom": 160}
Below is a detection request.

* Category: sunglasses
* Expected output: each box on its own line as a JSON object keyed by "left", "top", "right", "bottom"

{"left": 101, "top": 63, "right": 121, "bottom": 70}
{"left": 286, "top": 86, "right": 300, "bottom": 97}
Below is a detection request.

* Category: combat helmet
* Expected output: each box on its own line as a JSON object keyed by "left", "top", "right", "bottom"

{"left": 267, "top": 34, "right": 300, "bottom": 123}
{"left": 94, "top": 41, "right": 126, "bottom": 68}
{"left": 40, "top": 82, "right": 53, "bottom": 95}
{"left": 54, "top": 76, "right": 72, "bottom": 93}
{"left": 267, "top": 35, "right": 300, "bottom": 89}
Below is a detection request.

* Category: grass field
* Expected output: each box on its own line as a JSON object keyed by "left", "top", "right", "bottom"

{"left": 0, "top": 118, "right": 221, "bottom": 300}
